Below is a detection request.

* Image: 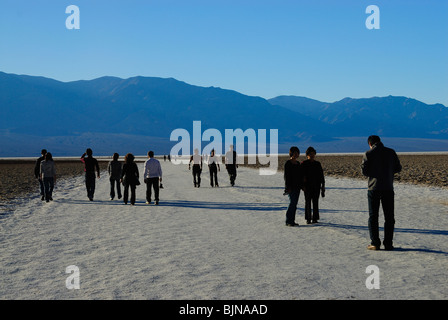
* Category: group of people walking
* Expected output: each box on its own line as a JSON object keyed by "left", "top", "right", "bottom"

{"left": 188, "top": 145, "right": 239, "bottom": 188}
{"left": 100, "top": 150, "right": 163, "bottom": 206}
{"left": 35, "top": 146, "right": 238, "bottom": 206}
{"left": 35, "top": 148, "right": 163, "bottom": 206}
{"left": 35, "top": 135, "right": 401, "bottom": 251}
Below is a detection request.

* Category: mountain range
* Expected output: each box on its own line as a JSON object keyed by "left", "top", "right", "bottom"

{"left": 1, "top": 71, "right": 447, "bottom": 157}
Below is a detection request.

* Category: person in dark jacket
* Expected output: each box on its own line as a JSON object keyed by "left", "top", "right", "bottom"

{"left": 35, "top": 149, "right": 47, "bottom": 200}
{"left": 284, "top": 146, "right": 303, "bottom": 226}
{"left": 225, "top": 145, "right": 238, "bottom": 186}
{"left": 361, "top": 135, "right": 402, "bottom": 251}
{"left": 40, "top": 152, "right": 56, "bottom": 203}
{"left": 108, "top": 153, "right": 122, "bottom": 201}
{"left": 81, "top": 148, "right": 100, "bottom": 201}
{"left": 120, "top": 153, "right": 139, "bottom": 205}
{"left": 301, "top": 146, "right": 325, "bottom": 224}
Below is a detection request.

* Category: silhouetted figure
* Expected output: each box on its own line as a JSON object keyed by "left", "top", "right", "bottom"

{"left": 35, "top": 149, "right": 47, "bottom": 200}
{"left": 108, "top": 153, "right": 122, "bottom": 200}
{"left": 225, "top": 145, "right": 238, "bottom": 186}
{"left": 81, "top": 148, "right": 100, "bottom": 201}
{"left": 208, "top": 149, "right": 220, "bottom": 187}
{"left": 361, "top": 135, "right": 402, "bottom": 251}
{"left": 284, "top": 146, "right": 303, "bottom": 227}
{"left": 40, "top": 152, "right": 56, "bottom": 203}
{"left": 121, "top": 153, "right": 139, "bottom": 205}
{"left": 301, "top": 146, "right": 325, "bottom": 224}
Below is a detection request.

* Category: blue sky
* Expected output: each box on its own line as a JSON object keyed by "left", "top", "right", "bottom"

{"left": 1, "top": 0, "right": 447, "bottom": 106}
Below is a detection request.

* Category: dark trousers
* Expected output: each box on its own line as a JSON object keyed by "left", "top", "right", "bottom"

{"left": 43, "top": 177, "right": 54, "bottom": 201}
{"left": 209, "top": 164, "right": 218, "bottom": 186}
{"left": 145, "top": 177, "right": 160, "bottom": 202}
{"left": 192, "top": 164, "right": 201, "bottom": 186}
{"left": 85, "top": 172, "right": 96, "bottom": 199}
{"left": 110, "top": 177, "right": 122, "bottom": 199}
{"left": 123, "top": 183, "right": 136, "bottom": 205}
{"left": 226, "top": 165, "right": 237, "bottom": 185}
{"left": 304, "top": 189, "right": 320, "bottom": 222}
{"left": 286, "top": 189, "right": 300, "bottom": 224}
{"left": 368, "top": 190, "right": 395, "bottom": 247}
{"left": 38, "top": 178, "right": 45, "bottom": 196}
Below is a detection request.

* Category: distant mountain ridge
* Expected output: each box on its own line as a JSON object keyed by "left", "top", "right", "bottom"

{"left": 268, "top": 95, "right": 448, "bottom": 138}
{"left": 1, "top": 71, "right": 447, "bottom": 156}
{"left": 0, "top": 72, "right": 328, "bottom": 137}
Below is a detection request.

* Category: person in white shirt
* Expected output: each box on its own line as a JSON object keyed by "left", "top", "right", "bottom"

{"left": 208, "top": 149, "right": 220, "bottom": 187}
{"left": 189, "top": 148, "right": 203, "bottom": 187}
{"left": 144, "top": 151, "right": 162, "bottom": 205}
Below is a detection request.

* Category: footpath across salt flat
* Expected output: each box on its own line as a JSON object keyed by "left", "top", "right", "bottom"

{"left": 1, "top": 161, "right": 447, "bottom": 300}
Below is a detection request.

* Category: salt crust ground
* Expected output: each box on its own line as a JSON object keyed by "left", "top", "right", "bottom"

{"left": 1, "top": 162, "right": 447, "bottom": 300}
